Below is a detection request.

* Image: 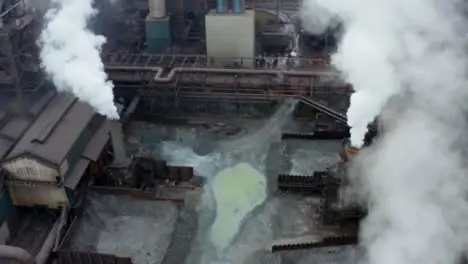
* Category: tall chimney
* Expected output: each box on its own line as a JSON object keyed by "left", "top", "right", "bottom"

{"left": 109, "top": 103, "right": 129, "bottom": 167}
{"left": 233, "top": 0, "right": 245, "bottom": 13}
{"left": 149, "top": 0, "right": 166, "bottom": 18}
{"left": 216, "top": 0, "right": 226, "bottom": 13}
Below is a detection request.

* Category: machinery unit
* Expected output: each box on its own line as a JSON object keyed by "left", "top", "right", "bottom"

{"left": 145, "top": 15, "right": 171, "bottom": 53}
{"left": 205, "top": 9, "right": 256, "bottom": 67}
{"left": 146, "top": 0, "right": 171, "bottom": 53}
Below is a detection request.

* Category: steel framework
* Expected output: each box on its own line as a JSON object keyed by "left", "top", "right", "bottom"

{"left": 105, "top": 53, "right": 351, "bottom": 119}
{"left": 0, "top": 0, "right": 43, "bottom": 113}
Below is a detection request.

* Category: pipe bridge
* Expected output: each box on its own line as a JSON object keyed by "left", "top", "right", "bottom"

{"left": 104, "top": 53, "right": 350, "bottom": 123}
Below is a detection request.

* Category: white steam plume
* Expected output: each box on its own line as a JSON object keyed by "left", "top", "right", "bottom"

{"left": 310, "top": 0, "right": 468, "bottom": 264}
{"left": 299, "top": 0, "right": 338, "bottom": 35}
{"left": 39, "top": 0, "right": 118, "bottom": 119}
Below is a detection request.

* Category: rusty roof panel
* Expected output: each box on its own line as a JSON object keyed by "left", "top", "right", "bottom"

{"left": 8, "top": 94, "right": 95, "bottom": 165}
{"left": 81, "top": 119, "right": 110, "bottom": 161}
{"left": 0, "top": 116, "right": 31, "bottom": 141}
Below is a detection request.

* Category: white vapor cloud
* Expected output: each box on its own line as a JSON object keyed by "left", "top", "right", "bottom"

{"left": 299, "top": 0, "right": 339, "bottom": 35}
{"left": 39, "top": 0, "right": 118, "bottom": 119}
{"left": 304, "top": 0, "right": 468, "bottom": 263}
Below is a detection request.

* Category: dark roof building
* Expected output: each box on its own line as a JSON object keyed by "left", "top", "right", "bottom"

{"left": 0, "top": 91, "right": 111, "bottom": 207}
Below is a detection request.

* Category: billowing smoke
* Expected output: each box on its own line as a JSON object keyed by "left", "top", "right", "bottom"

{"left": 306, "top": 0, "right": 468, "bottom": 263}
{"left": 39, "top": 0, "right": 118, "bottom": 119}
{"left": 299, "top": 0, "right": 338, "bottom": 35}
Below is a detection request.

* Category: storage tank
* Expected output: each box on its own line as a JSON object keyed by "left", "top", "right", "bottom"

{"left": 149, "top": 0, "right": 166, "bottom": 19}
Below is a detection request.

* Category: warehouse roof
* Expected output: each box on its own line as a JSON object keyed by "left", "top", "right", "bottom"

{"left": 0, "top": 91, "right": 56, "bottom": 159}
{"left": 6, "top": 93, "right": 95, "bottom": 165}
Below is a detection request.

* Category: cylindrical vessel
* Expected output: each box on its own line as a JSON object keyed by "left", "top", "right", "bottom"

{"left": 149, "top": 0, "right": 166, "bottom": 18}
{"left": 233, "top": 0, "right": 245, "bottom": 13}
{"left": 216, "top": 0, "right": 227, "bottom": 13}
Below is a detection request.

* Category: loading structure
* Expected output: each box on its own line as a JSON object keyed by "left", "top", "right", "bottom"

{"left": 106, "top": 53, "right": 349, "bottom": 122}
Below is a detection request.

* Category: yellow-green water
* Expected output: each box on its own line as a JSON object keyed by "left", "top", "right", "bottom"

{"left": 209, "top": 162, "right": 267, "bottom": 251}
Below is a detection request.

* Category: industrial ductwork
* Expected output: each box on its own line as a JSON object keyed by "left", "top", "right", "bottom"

{"left": 109, "top": 103, "right": 130, "bottom": 167}
{"left": 110, "top": 120, "right": 128, "bottom": 166}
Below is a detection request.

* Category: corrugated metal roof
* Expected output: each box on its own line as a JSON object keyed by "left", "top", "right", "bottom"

{"left": 0, "top": 137, "right": 13, "bottom": 159}
{"left": 28, "top": 90, "right": 56, "bottom": 116}
{"left": 0, "top": 116, "right": 30, "bottom": 141}
{"left": 64, "top": 158, "right": 90, "bottom": 189}
{"left": 33, "top": 94, "right": 75, "bottom": 144}
{"left": 81, "top": 119, "right": 110, "bottom": 161}
{"left": 0, "top": 111, "right": 6, "bottom": 123}
{"left": 7, "top": 93, "right": 95, "bottom": 165}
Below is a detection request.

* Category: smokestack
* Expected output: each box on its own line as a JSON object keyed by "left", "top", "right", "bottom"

{"left": 216, "top": 0, "right": 226, "bottom": 13}
{"left": 148, "top": 0, "right": 166, "bottom": 18}
{"left": 109, "top": 103, "right": 129, "bottom": 167}
{"left": 39, "top": 0, "right": 118, "bottom": 120}
{"left": 233, "top": 0, "right": 245, "bottom": 13}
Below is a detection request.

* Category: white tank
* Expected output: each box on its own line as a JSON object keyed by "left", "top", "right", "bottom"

{"left": 149, "top": 0, "right": 166, "bottom": 19}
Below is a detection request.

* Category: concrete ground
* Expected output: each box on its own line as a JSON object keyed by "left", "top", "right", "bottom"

{"left": 110, "top": 104, "right": 357, "bottom": 264}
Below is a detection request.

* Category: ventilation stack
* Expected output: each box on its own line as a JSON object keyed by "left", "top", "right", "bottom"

{"left": 233, "top": 0, "right": 245, "bottom": 13}
{"left": 110, "top": 103, "right": 130, "bottom": 167}
{"left": 145, "top": 0, "right": 171, "bottom": 53}
{"left": 216, "top": 0, "right": 227, "bottom": 13}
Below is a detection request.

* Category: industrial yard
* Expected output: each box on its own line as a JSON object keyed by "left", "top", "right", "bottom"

{"left": 0, "top": 0, "right": 455, "bottom": 263}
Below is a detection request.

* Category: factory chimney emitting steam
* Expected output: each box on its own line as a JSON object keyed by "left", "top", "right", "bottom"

{"left": 39, "top": 0, "right": 118, "bottom": 120}
{"left": 303, "top": 0, "right": 468, "bottom": 264}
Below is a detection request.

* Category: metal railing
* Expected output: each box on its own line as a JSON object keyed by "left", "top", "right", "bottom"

{"left": 102, "top": 53, "right": 330, "bottom": 71}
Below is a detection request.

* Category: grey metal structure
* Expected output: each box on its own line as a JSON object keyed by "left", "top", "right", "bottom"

{"left": 0, "top": 0, "right": 43, "bottom": 113}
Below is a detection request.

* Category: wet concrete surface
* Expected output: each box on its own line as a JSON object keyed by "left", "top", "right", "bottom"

{"left": 121, "top": 114, "right": 357, "bottom": 264}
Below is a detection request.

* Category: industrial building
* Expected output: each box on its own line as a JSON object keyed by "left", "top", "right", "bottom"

{"left": 0, "top": 0, "right": 360, "bottom": 263}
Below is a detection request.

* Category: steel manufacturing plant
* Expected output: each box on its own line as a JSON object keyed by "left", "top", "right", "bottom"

{"left": 0, "top": 0, "right": 465, "bottom": 264}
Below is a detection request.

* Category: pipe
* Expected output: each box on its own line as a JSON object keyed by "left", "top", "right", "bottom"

{"left": 299, "top": 96, "right": 347, "bottom": 123}
{"left": 105, "top": 65, "right": 339, "bottom": 83}
{"left": 0, "top": 245, "right": 35, "bottom": 264}
{"left": 216, "top": 0, "right": 224, "bottom": 13}
{"left": 110, "top": 120, "right": 128, "bottom": 166}
{"left": 139, "top": 89, "right": 346, "bottom": 123}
